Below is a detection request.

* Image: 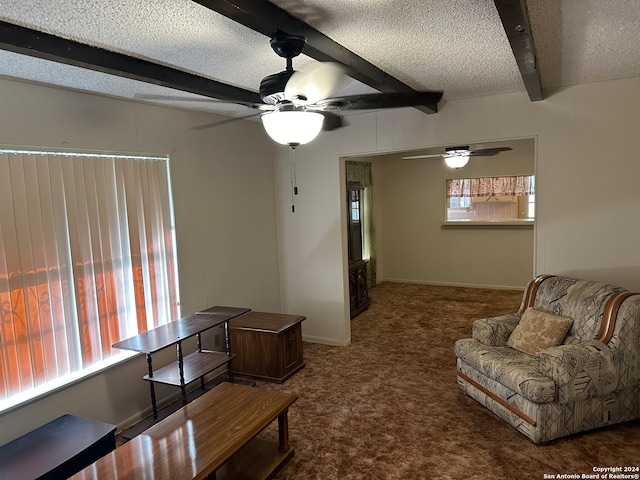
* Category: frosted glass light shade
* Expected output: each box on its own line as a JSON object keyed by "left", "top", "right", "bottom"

{"left": 444, "top": 155, "right": 470, "bottom": 168}
{"left": 262, "top": 110, "right": 324, "bottom": 145}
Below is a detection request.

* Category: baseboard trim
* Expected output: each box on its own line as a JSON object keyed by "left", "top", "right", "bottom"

{"left": 457, "top": 371, "right": 537, "bottom": 426}
{"left": 116, "top": 368, "right": 229, "bottom": 434}
{"left": 117, "top": 389, "right": 183, "bottom": 434}
{"left": 302, "top": 334, "right": 350, "bottom": 346}
{"left": 379, "top": 278, "right": 525, "bottom": 291}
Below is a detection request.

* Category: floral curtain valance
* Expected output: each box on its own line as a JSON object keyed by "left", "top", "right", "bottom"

{"left": 447, "top": 175, "right": 534, "bottom": 198}
{"left": 346, "top": 161, "right": 373, "bottom": 187}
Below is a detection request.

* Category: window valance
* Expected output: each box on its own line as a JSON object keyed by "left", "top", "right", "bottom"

{"left": 447, "top": 175, "right": 534, "bottom": 198}
{"left": 346, "top": 161, "right": 373, "bottom": 187}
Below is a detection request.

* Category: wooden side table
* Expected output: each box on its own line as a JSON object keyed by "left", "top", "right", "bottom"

{"left": 230, "top": 312, "right": 305, "bottom": 383}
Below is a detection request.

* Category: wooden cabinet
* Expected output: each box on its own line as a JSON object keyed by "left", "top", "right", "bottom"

{"left": 229, "top": 312, "right": 305, "bottom": 383}
{"left": 349, "top": 259, "right": 371, "bottom": 318}
{"left": 347, "top": 181, "right": 371, "bottom": 318}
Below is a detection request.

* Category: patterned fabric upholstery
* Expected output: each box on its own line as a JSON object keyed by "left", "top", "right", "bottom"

{"left": 455, "top": 339, "right": 556, "bottom": 403}
{"left": 607, "top": 298, "right": 640, "bottom": 387}
{"left": 539, "top": 340, "right": 617, "bottom": 403}
{"left": 531, "top": 276, "right": 624, "bottom": 340}
{"left": 472, "top": 313, "right": 521, "bottom": 346}
{"left": 455, "top": 275, "right": 640, "bottom": 444}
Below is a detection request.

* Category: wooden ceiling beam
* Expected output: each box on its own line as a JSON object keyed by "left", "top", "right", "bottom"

{"left": 0, "top": 20, "right": 262, "bottom": 104}
{"left": 493, "top": 0, "right": 544, "bottom": 101}
{"left": 193, "top": 0, "right": 438, "bottom": 114}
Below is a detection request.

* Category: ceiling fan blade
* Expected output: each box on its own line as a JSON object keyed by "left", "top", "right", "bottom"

{"left": 134, "top": 93, "right": 266, "bottom": 109}
{"left": 403, "top": 145, "right": 513, "bottom": 160}
{"left": 311, "top": 91, "right": 443, "bottom": 111}
{"left": 135, "top": 93, "right": 228, "bottom": 103}
{"left": 191, "top": 111, "right": 264, "bottom": 130}
{"left": 318, "top": 111, "right": 345, "bottom": 131}
{"left": 401, "top": 153, "right": 444, "bottom": 160}
{"left": 284, "top": 62, "right": 345, "bottom": 105}
{"left": 469, "top": 147, "right": 513, "bottom": 156}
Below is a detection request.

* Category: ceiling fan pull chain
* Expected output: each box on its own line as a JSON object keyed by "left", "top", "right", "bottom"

{"left": 289, "top": 144, "right": 299, "bottom": 213}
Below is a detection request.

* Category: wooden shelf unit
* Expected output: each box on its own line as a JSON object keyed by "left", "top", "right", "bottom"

{"left": 112, "top": 306, "right": 250, "bottom": 418}
{"left": 142, "top": 350, "right": 234, "bottom": 386}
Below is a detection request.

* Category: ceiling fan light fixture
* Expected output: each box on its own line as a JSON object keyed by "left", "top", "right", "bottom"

{"left": 444, "top": 155, "right": 470, "bottom": 169}
{"left": 262, "top": 110, "right": 324, "bottom": 145}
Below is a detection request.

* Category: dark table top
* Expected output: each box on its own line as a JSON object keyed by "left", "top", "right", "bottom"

{"left": 112, "top": 306, "right": 250, "bottom": 353}
{"left": 0, "top": 414, "right": 116, "bottom": 480}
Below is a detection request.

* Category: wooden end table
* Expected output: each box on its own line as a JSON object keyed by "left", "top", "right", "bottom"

{"left": 230, "top": 311, "right": 306, "bottom": 383}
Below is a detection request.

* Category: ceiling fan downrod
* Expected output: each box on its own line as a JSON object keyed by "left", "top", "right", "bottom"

{"left": 260, "top": 32, "right": 307, "bottom": 105}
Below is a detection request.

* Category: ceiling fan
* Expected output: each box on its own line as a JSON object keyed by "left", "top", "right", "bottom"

{"left": 402, "top": 146, "right": 513, "bottom": 168}
{"left": 138, "top": 30, "right": 443, "bottom": 146}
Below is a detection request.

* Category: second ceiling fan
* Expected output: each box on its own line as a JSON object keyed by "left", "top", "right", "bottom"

{"left": 403, "top": 146, "right": 513, "bottom": 168}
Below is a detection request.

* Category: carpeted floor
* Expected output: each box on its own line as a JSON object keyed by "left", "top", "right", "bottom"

{"left": 253, "top": 282, "right": 640, "bottom": 480}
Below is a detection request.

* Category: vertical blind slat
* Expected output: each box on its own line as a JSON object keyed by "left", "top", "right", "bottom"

{"left": 0, "top": 150, "right": 179, "bottom": 402}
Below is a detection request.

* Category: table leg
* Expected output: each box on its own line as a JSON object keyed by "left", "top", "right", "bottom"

{"left": 224, "top": 321, "right": 234, "bottom": 383}
{"left": 146, "top": 354, "right": 158, "bottom": 419}
{"left": 277, "top": 408, "right": 290, "bottom": 453}
{"left": 177, "top": 342, "right": 187, "bottom": 406}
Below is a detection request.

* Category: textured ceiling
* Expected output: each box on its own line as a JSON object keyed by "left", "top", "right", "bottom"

{"left": 0, "top": 0, "right": 639, "bottom": 120}
{"left": 269, "top": 0, "right": 524, "bottom": 98}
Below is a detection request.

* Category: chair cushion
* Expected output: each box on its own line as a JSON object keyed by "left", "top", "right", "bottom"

{"left": 507, "top": 307, "right": 573, "bottom": 355}
{"left": 455, "top": 338, "right": 557, "bottom": 403}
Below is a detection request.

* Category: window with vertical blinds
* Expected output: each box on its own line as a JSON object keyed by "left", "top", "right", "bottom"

{"left": 0, "top": 149, "right": 180, "bottom": 410}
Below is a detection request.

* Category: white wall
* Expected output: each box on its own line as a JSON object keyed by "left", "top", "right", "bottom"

{"left": 274, "top": 76, "right": 640, "bottom": 348}
{"left": 373, "top": 142, "right": 534, "bottom": 289}
{"left": 0, "top": 78, "right": 281, "bottom": 445}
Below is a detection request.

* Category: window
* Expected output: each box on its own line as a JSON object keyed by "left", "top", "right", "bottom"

{"left": 350, "top": 189, "right": 361, "bottom": 222}
{"left": 448, "top": 196, "right": 471, "bottom": 209}
{"left": 526, "top": 177, "right": 536, "bottom": 218}
{"left": 0, "top": 149, "right": 180, "bottom": 410}
{"left": 445, "top": 175, "right": 535, "bottom": 222}
{"left": 347, "top": 183, "right": 363, "bottom": 262}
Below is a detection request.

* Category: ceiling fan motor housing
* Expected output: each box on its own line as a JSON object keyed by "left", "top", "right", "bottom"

{"left": 270, "top": 32, "right": 306, "bottom": 59}
{"left": 445, "top": 146, "right": 470, "bottom": 154}
{"left": 261, "top": 32, "right": 307, "bottom": 105}
{"left": 260, "top": 70, "right": 295, "bottom": 104}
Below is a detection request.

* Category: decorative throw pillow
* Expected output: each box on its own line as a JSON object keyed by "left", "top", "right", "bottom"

{"left": 507, "top": 307, "right": 574, "bottom": 355}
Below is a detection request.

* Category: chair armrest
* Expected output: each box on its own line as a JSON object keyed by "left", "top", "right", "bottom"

{"left": 539, "top": 340, "right": 617, "bottom": 403}
{"left": 472, "top": 313, "right": 521, "bottom": 346}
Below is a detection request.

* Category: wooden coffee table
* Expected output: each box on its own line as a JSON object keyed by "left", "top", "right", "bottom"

{"left": 70, "top": 382, "right": 298, "bottom": 480}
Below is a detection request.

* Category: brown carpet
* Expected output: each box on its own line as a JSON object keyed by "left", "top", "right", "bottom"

{"left": 254, "top": 282, "right": 640, "bottom": 480}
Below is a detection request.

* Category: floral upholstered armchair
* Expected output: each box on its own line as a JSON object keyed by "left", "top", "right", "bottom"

{"left": 454, "top": 274, "right": 640, "bottom": 444}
